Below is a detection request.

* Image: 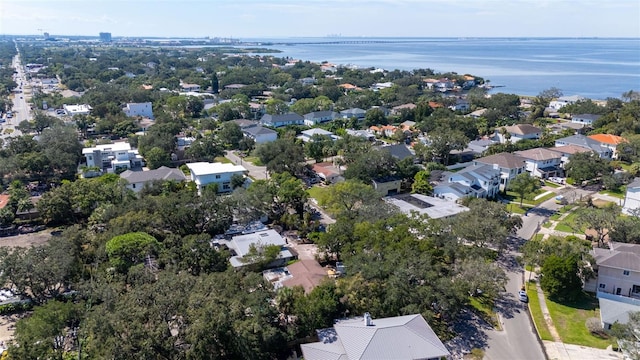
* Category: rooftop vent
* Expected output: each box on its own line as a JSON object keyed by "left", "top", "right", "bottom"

{"left": 364, "top": 312, "right": 374, "bottom": 326}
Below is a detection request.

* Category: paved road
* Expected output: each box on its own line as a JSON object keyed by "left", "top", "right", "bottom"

{"left": 225, "top": 150, "right": 268, "bottom": 180}
{"left": 483, "top": 185, "right": 596, "bottom": 360}
{"left": 3, "top": 47, "right": 29, "bottom": 140}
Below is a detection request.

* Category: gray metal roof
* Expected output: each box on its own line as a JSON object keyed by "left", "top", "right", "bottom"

{"left": 120, "top": 166, "right": 186, "bottom": 184}
{"left": 260, "top": 112, "right": 304, "bottom": 125}
{"left": 243, "top": 125, "right": 277, "bottom": 136}
{"left": 599, "top": 295, "right": 640, "bottom": 325}
{"left": 304, "top": 111, "right": 339, "bottom": 120}
{"left": 475, "top": 152, "right": 526, "bottom": 170}
{"left": 301, "top": 314, "right": 450, "bottom": 360}
{"left": 378, "top": 144, "right": 414, "bottom": 161}
{"left": 554, "top": 134, "right": 611, "bottom": 153}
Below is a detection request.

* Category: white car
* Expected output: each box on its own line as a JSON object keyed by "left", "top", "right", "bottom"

{"left": 518, "top": 290, "right": 529, "bottom": 303}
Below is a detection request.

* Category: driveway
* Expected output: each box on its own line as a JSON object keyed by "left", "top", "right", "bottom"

{"left": 225, "top": 150, "right": 268, "bottom": 180}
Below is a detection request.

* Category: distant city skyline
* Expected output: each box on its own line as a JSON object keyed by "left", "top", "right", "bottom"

{"left": 1, "top": 0, "right": 639, "bottom": 39}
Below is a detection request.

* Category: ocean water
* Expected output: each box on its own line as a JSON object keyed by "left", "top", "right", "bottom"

{"left": 241, "top": 37, "right": 640, "bottom": 100}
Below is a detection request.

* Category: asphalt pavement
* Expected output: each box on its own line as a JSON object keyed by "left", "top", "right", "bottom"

{"left": 225, "top": 150, "right": 268, "bottom": 180}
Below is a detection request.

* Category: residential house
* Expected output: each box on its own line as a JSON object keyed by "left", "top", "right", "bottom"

{"left": 391, "top": 103, "right": 417, "bottom": 116}
{"left": 433, "top": 164, "right": 501, "bottom": 201}
{"left": 549, "top": 95, "right": 585, "bottom": 110}
{"left": 340, "top": 108, "right": 367, "bottom": 120}
{"left": 243, "top": 125, "right": 278, "bottom": 144}
{"left": 82, "top": 142, "right": 144, "bottom": 173}
{"left": 185, "top": 162, "right": 248, "bottom": 194}
{"left": 260, "top": 113, "right": 304, "bottom": 128}
{"left": 312, "top": 162, "right": 343, "bottom": 184}
{"left": 598, "top": 292, "right": 640, "bottom": 330}
{"left": 298, "top": 128, "right": 338, "bottom": 142}
{"left": 224, "top": 229, "right": 294, "bottom": 268}
{"left": 494, "top": 124, "right": 542, "bottom": 144}
{"left": 547, "top": 144, "right": 593, "bottom": 169}
{"left": 623, "top": 178, "right": 640, "bottom": 216}
{"left": 468, "top": 108, "right": 487, "bottom": 119}
{"left": 369, "top": 125, "right": 398, "bottom": 138}
{"left": 449, "top": 98, "right": 470, "bottom": 112}
{"left": 119, "top": 166, "right": 187, "bottom": 193}
{"left": 515, "top": 148, "right": 563, "bottom": 179}
{"left": 586, "top": 242, "right": 640, "bottom": 301}
{"left": 572, "top": 113, "right": 602, "bottom": 126}
{"left": 248, "top": 102, "right": 265, "bottom": 119}
{"left": 588, "top": 134, "right": 625, "bottom": 159}
{"left": 462, "top": 75, "right": 476, "bottom": 89}
{"left": 554, "top": 134, "right": 613, "bottom": 159}
{"left": 223, "top": 83, "right": 246, "bottom": 90}
{"left": 371, "top": 81, "right": 394, "bottom": 91}
{"left": 303, "top": 111, "right": 339, "bottom": 126}
{"left": 231, "top": 119, "right": 259, "bottom": 129}
{"left": 372, "top": 176, "right": 403, "bottom": 196}
{"left": 467, "top": 138, "right": 497, "bottom": 156}
{"left": 301, "top": 313, "right": 450, "bottom": 360}
{"left": 370, "top": 105, "right": 391, "bottom": 117}
{"left": 63, "top": 104, "right": 92, "bottom": 116}
{"left": 123, "top": 102, "right": 154, "bottom": 119}
{"left": 180, "top": 82, "right": 201, "bottom": 92}
{"left": 378, "top": 144, "right": 416, "bottom": 163}
{"left": 385, "top": 193, "right": 469, "bottom": 219}
{"left": 474, "top": 152, "right": 527, "bottom": 191}
{"left": 299, "top": 77, "right": 316, "bottom": 86}
{"left": 547, "top": 121, "right": 587, "bottom": 135}
{"left": 338, "top": 83, "right": 361, "bottom": 91}
{"left": 345, "top": 129, "right": 375, "bottom": 141}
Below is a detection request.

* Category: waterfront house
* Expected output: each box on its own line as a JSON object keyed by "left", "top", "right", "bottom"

{"left": 549, "top": 95, "right": 585, "bottom": 110}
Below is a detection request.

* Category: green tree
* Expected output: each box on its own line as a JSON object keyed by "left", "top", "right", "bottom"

{"left": 412, "top": 170, "right": 432, "bottom": 194}
{"left": 145, "top": 146, "right": 172, "bottom": 169}
{"left": 508, "top": 173, "right": 540, "bottom": 206}
{"left": 217, "top": 121, "right": 244, "bottom": 149}
{"left": 540, "top": 254, "right": 583, "bottom": 302}
{"left": 106, "top": 232, "right": 159, "bottom": 272}
{"left": 211, "top": 72, "right": 219, "bottom": 94}
{"left": 565, "top": 152, "right": 612, "bottom": 185}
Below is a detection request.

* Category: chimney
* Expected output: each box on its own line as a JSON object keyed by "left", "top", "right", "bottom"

{"left": 364, "top": 312, "right": 373, "bottom": 326}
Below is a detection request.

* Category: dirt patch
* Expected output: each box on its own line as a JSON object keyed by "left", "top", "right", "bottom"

{"left": 0, "top": 312, "right": 29, "bottom": 346}
{"left": 0, "top": 230, "right": 52, "bottom": 248}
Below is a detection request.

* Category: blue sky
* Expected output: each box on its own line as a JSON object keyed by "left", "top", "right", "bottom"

{"left": 1, "top": 0, "right": 639, "bottom": 38}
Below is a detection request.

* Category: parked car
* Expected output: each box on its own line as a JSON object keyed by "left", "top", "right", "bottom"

{"left": 518, "top": 290, "right": 529, "bottom": 303}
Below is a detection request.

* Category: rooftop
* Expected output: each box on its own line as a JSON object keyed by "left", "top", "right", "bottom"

{"left": 475, "top": 152, "right": 526, "bottom": 169}
{"left": 588, "top": 134, "right": 625, "bottom": 145}
{"left": 515, "top": 148, "right": 562, "bottom": 161}
{"left": 386, "top": 193, "right": 469, "bottom": 219}
{"left": 185, "top": 162, "right": 247, "bottom": 176}
{"left": 120, "top": 166, "right": 186, "bottom": 184}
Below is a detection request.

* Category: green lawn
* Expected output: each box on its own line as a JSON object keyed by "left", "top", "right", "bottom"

{"left": 243, "top": 156, "right": 263, "bottom": 166}
{"left": 526, "top": 284, "right": 554, "bottom": 341}
{"left": 530, "top": 233, "right": 545, "bottom": 241}
{"left": 469, "top": 296, "right": 500, "bottom": 330}
{"left": 506, "top": 203, "right": 528, "bottom": 214}
{"left": 554, "top": 211, "right": 582, "bottom": 233}
{"left": 599, "top": 186, "right": 626, "bottom": 200}
{"left": 215, "top": 156, "right": 232, "bottom": 164}
{"left": 544, "top": 181, "right": 562, "bottom": 188}
{"left": 505, "top": 190, "right": 556, "bottom": 206}
{"left": 546, "top": 293, "right": 615, "bottom": 349}
{"left": 307, "top": 186, "right": 330, "bottom": 204}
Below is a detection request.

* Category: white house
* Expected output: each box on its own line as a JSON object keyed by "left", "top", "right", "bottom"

{"left": 515, "top": 148, "right": 563, "bottom": 179}
{"left": 63, "top": 104, "right": 92, "bottom": 116}
{"left": 180, "top": 82, "right": 201, "bottom": 92}
{"left": 119, "top": 166, "right": 187, "bottom": 193}
{"left": 572, "top": 113, "right": 601, "bottom": 126}
{"left": 303, "top": 111, "right": 339, "bottom": 126}
{"left": 549, "top": 95, "right": 585, "bottom": 110}
{"left": 494, "top": 124, "right": 542, "bottom": 144}
{"left": 554, "top": 134, "right": 613, "bottom": 159}
{"left": 297, "top": 128, "right": 338, "bottom": 142}
{"left": 623, "top": 178, "right": 640, "bottom": 216}
{"left": 586, "top": 242, "right": 640, "bottom": 302}
{"left": 474, "top": 152, "right": 527, "bottom": 191}
{"left": 301, "top": 313, "right": 450, "bottom": 360}
{"left": 124, "top": 102, "right": 154, "bottom": 119}
{"left": 434, "top": 164, "right": 501, "bottom": 201}
{"left": 449, "top": 98, "right": 470, "bottom": 112}
{"left": 242, "top": 126, "right": 278, "bottom": 144}
{"left": 82, "top": 142, "right": 144, "bottom": 173}
{"left": 185, "top": 162, "right": 248, "bottom": 194}
{"left": 260, "top": 113, "right": 304, "bottom": 128}
{"left": 226, "top": 229, "right": 293, "bottom": 268}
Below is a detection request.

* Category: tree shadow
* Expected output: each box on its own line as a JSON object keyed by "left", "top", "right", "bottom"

{"left": 492, "top": 292, "right": 522, "bottom": 320}
{"left": 446, "top": 308, "right": 489, "bottom": 358}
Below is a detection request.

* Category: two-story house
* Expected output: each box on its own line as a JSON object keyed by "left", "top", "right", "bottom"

{"left": 586, "top": 242, "right": 640, "bottom": 299}
{"left": 339, "top": 108, "right": 367, "bottom": 120}
{"left": 588, "top": 134, "right": 625, "bottom": 159}
{"left": 297, "top": 128, "right": 338, "bottom": 142}
{"left": 303, "top": 111, "right": 339, "bottom": 126}
{"left": 474, "top": 152, "right": 527, "bottom": 191}
{"left": 185, "top": 162, "right": 248, "bottom": 194}
{"left": 547, "top": 144, "right": 593, "bottom": 169}
{"left": 242, "top": 125, "right": 278, "bottom": 144}
{"left": 493, "top": 124, "right": 542, "bottom": 144}
{"left": 123, "top": 102, "right": 154, "bottom": 119}
{"left": 260, "top": 113, "right": 304, "bottom": 128}
{"left": 549, "top": 95, "right": 585, "bottom": 110}
{"left": 82, "top": 142, "right": 144, "bottom": 173}
{"left": 434, "top": 164, "right": 501, "bottom": 201}
{"left": 515, "top": 147, "right": 563, "bottom": 179}
{"left": 622, "top": 178, "right": 640, "bottom": 216}
{"left": 554, "top": 134, "right": 613, "bottom": 159}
